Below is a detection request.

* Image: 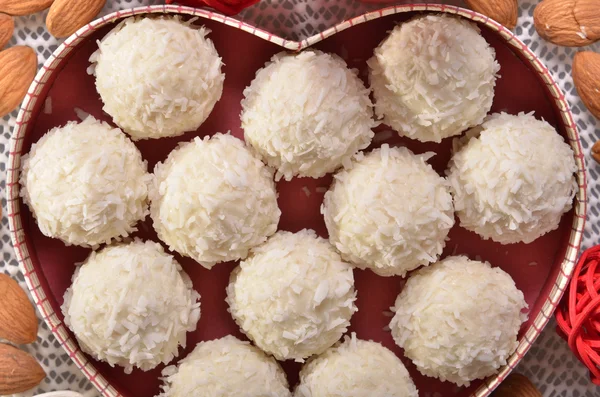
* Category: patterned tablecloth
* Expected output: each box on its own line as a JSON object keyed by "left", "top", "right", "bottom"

{"left": 1, "top": 1, "right": 598, "bottom": 396}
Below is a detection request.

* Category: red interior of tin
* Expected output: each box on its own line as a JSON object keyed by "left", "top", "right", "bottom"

{"left": 17, "top": 11, "right": 575, "bottom": 397}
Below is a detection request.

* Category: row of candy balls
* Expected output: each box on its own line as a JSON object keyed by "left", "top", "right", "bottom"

{"left": 20, "top": 111, "right": 577, "bottom": 278}
{"left": 80, "top": 12, "right": 576, "bottom": 253}
{"left": 61, "top": 234, "right": 526, "bottom": 396}
{"left": 89, "top": 14, "right": 499, "bottom": 179}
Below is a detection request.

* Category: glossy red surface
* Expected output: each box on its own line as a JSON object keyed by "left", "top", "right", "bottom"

{"left": 19, "top": 11, "right": 574, "bottom": 397}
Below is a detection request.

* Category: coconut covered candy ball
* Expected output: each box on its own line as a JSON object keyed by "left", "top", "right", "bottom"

{"left": 226, "top": 229, "right": 358, "bottom": 362}
{"left": 61, "top": 240, "right": 201, "bottom": 373}
{"left": 389, "top": 256, "right": 527, "bottom": 386}
{"left": 90, "top": 17, "right": 225, "bottom": 140}
{"left": 295, "top": 333, "right": 418, "bottom": 397}
{"left": 158, "top": 336, "right": 291, "bottom": 397}
{"left": 150, "top": 133, "right": 280, "bottom": 269}
{"left": 368, "top": 15, "right": 500, "bottom": 143}
{"left": 322, "top": 145, "right": 455, "bottom": 277}
{"left": 20, "top": 116, "right": 150, "bottom": 247}
{"left": 241, "top": 50, "right": 376, "bottom": 180}
{"left": 447, "top": 112, "right": 577, "bottom": 244}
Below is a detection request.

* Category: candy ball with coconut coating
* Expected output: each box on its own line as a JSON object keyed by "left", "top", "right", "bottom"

{"left": 295, "top": 333, "right": 418, "bottom": 397}
{"left": 226, "top": 230, "right": 357, "bottom": 362}
{"left": 90, "top": 17, "right": 225, "bottom": 140}
{"left": 447, "top": 112, "right": 577, "bottom": 244}
{"left": 158, "top": 336, "right": 291, "bottom": 397}
{"left": 322, "top": 145, "right": 454, "bottom": 277}
{"left": 389, "top": 256, "right": 527, "bottom": 386}
{"left": 241, "top": 50, "right": 376, "bottom": 180}
{"left": 368, "top": 14, "right": 499, "bottom": 142}
{"left": 62, "top": 240, "right": 201, "bottom": 373}
{"left": 20, "top": 116, "right": 150, "bottom": 247}
{"left": 150, "top": 133, "right": 280, "bottom": 269}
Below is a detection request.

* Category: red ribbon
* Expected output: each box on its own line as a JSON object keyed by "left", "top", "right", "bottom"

{"left": 166, "top": 0, "right": 261, "bottom": 16}
{"left": 556, "top": 245, "right": 600, "bottom": 385}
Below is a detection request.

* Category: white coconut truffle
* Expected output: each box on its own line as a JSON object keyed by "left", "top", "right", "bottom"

{"left": 295, "top": 333, "right": 418, "bottom": 397}
{"left": 322, "top": 145, "right": 454, "bottom": 277}
{"left": 226, "top": 230, "right": 357, "bottom": 362}
{"left": 241, "top": 50, "right": 376, "bottom": 180}
{"left": 90, "top": 17, "right": 224, "bottom": 140}
{"left": 368, "top": 15, "right": 500, "bottom": 142}
{"left": 158, "top": 336, "right": 291, "bottom": 397}
{"left": 20, "top": 116, "right": 150, "bottom": 247}
{"left": 390, "top": 256, "right": 527, "bottom": 386}
{"left": 447, "top": 112, "right": 577, "bottom": 244}
{"left": 62, "top": 240, "right": 201, "bottom": 373}
{"left": 150, "top": 133, "right": 280, "bottom": 269}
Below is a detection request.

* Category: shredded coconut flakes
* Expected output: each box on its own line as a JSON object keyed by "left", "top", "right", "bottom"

{"left": 150, "top": 133, "right": 280, "bottom": 269}
{"left": 369, "top": 15, "right": 500, "bottom": 143}
{"left": 90, "top": 17, "right": 224, "bottom": 140}
{"left": 226, "top": 230, "right": 357, "bottom": 362}
{"left": 447, "top": 112, "right": 577, "bottom": 244}
{"left": 241, "top": 50, "right": 375, "bottom": 180}
{"left": 158, "top": 336, "right": 290, "bottom": 397}
{"left": 62, "top": 240, "right": 201, "bottom": 373}
{"left": 20, "top": 116, "right": 150, "bottom": 247}
{"left": 296, "top": 333, "right": 418, "bottom": 397}
{"left": 390, "top": 256, "right": 527, "bottom": 386}
{"left": 322, "top": 145, "right": 455, "bottom": 277}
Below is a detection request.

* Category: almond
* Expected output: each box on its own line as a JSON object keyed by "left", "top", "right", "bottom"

{"left": 0, "top": 274, "right": 38, "bottom": 344}
{"left": 0, "top": 0, "right": 54, "bottom": 16}
{"left": 0, "top": 343, "right": 45, "bottom": 394}
{"left": 464, "top": 0, "right": 518, "bottom": 30}
{"left": 46, "top": 0, "right": 106, "bottom": 38}
{"left": 0, "top": 13, "right": 13, "bottom": 49}
{"left": 591, "top": 140, "right": 600, "bottom": 164}
{"left": 492, "top": 373, "right": 542, "bottom": 397}
{"left": 575, "top": 0, "right": 600, "bottom": 43}
{"left": 573, "top": 51, "right": 600, "bottom": 120}
{"left": 0, "top": 46, "right": 37, "bottom": 118}
{"left": 534, "top": 0, "right": 600, "bottom": 47}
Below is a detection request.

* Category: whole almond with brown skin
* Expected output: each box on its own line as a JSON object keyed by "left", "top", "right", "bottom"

{"left": 0, "top": 13, "right": 13, "bottom": 49}
{"left": 492, "top": 373, "right": 542, "bottom": 397}
{"left": 0, "top": 0, "right": 54, "bottom": 16}
{"left": 464, "top": 0, "right": 518, "bottom": 30}
{"left": 46, "top": 0, "right": 106, "bottom": 38}
{"left": 591, "top": 140, "right": 600, "bottom": 164}
{"left": 573, "top": 51, "right": 600, "bottom": 121}
{"left": 534, "top": 0, "right": 600, "bottom": 47}
{"left": 574, "top": 0, "right": 600, "bottom": 43}
{"left": 0, "top": 343, "right": 45, "bottom": 394}
{"left": 0, "top": 274, "right": 38, "bottom": 344}
{"left": 0, "top": 46, "right": 37, "bottom": 118}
